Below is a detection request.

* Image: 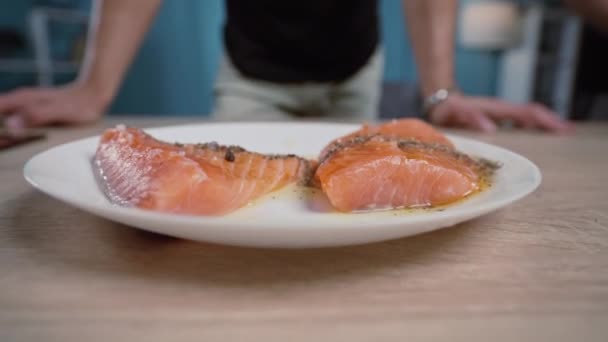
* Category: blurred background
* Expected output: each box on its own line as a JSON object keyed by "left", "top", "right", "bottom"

{"left": 0, "top": 0, "right": 606, "bottom": 120}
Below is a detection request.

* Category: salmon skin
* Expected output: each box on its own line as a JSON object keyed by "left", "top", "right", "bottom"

{"left": 315, "top": 134, "right": 499, "bottom": 213}
{"left": 94, "top": 125, "right": 312, "bottom": 216}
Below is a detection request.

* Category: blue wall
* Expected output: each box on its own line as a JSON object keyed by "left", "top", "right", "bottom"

{"left": 110, "top": 0, "right": 223, "bottom": 116}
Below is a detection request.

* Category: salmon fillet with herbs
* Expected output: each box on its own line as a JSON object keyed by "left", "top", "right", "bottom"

{"left": 94, "top": 126, "right": 312, "bottom": 216}
{"left": 315, "top": 119, "right": 499, "bottom": 212}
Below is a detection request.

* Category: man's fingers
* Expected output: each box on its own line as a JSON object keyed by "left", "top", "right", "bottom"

{"left": 455, "top": 109, "right": 497, "bottom": 133}
{"left": 467, "top": 97, "right": 534, "bottom": 126}
{"left": 526, "top": 104, "right": 575, "bottom": 133}
{"left": 469, "top": 97, "right": 574, "bottom": 132}
{"left": 4, "top": 115, "right": 26, "bottom": 135}
{"left": 433, "top": 95, "right": 574, "bottom": 135}
{"left": 0, "top": 88, "right": 53, "bottom": 116}
{"left": 430, "top": 99, "right": 498, "bottom": 133}
{"left": 0, "top": 90, "right": 27, "bottom": 115}
{"left": 20, "top": 103, "right": 60, "bottom": 126}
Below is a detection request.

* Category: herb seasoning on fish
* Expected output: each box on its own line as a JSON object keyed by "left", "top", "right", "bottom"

{"left": 95, "top": 126, "right": 312, "bottom": 216}
{"left": 224, "top": 148, "right": 236, "bottom": 162}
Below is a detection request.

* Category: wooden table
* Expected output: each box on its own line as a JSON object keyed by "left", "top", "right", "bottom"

{"left": 1, "top": 118, "right": 607, "bottom": 341}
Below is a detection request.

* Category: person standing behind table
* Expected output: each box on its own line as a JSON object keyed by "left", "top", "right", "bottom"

{"left": 0, "top": 0, "right": 573, "bottom": 133}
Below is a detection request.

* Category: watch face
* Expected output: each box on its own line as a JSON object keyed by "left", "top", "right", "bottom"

{"left": 436, "top": 89, "right": 449, "bottom": 100}
{"left": 423, "top": 88, "right": 454, "bottom": 113}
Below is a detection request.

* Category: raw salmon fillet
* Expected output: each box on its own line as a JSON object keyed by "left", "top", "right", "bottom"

{"left": 94, "top": 126, "right": 312, "bottom": 216}
{"left": 320, "top": 118, "right": 454, "bottom": 160}
{"left": 315, "top": 135, "right": 498, "bottom": 212}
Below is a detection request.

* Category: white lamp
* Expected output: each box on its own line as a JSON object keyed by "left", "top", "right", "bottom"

{"left": 459, "top": 1, "right": 522, "bottom": 50}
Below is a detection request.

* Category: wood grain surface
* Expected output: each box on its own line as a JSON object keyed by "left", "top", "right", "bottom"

{"left": 1, "top": 118, "right": 607, "bottom": 342}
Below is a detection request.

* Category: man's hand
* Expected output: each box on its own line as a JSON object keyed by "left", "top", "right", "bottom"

{"left": 0, "top": 0, "right": 163, "bottom": 133}
{"left": 402, "top": 0, "right": 574, "bottom": 134}
{"left": 0, "top": 84, "right": 107, "bottom": 132}
{"left": 428, "top": 94, "right": 575, "bottom": 134}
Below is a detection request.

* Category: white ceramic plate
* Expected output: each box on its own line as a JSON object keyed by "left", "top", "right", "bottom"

{"left": 24, "top": 122, "right": 541, "bottom": 248}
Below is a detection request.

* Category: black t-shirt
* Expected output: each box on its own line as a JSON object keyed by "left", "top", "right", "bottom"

{"left": 224, "top": 0, "right": 379, "bottom": 83}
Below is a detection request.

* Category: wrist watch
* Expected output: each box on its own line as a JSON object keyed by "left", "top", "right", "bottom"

{"left": 422, "top": 87, "right": 460, "bottom": 116}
